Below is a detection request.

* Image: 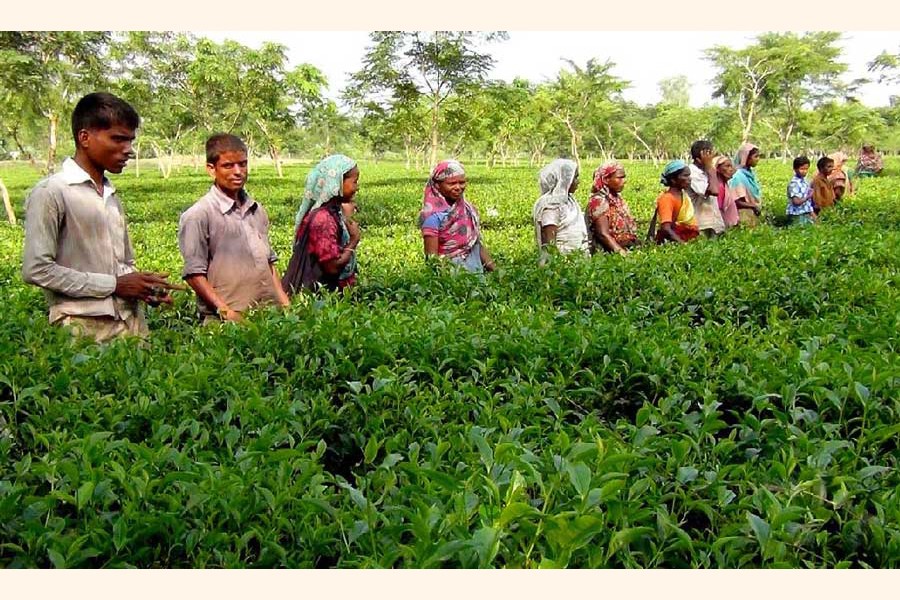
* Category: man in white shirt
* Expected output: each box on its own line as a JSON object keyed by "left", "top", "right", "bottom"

{"left": 686, "top": 140, "right": 726, "bottom": 237}
{"left": 22, "top": 92, "right": 181, "bottom": 341}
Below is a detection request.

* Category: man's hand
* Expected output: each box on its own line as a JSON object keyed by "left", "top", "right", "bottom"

{"left": 221, "top": 309, "right": 243, "bottom": 322}
{"left": 700, "top": 147, "right": 716, "bottom": 170}
{"left": 115, "top": 272, "right": 184, "bottom": 304}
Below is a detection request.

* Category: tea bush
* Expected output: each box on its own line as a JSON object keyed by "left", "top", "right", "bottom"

{"left": 1, "top": 159, "right": 898, "bottom": 567}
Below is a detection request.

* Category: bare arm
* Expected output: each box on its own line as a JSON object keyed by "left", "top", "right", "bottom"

{"left": 270, "top": 264, "right": 290, "bottom": 306}
{"left": 320, "top": 220, "right": 360, "bottom": 276}
{"left": 540, "top": 224, "right": 558, "bottom": 247}
{"left": 423, "top": 235, "right": 439, "bottom": 257}
{"left": 592, "top": 214, "right": 626, "bottom": 255}
{"left": 734, "top": 195, "right": 760, "bottom": 214}
{"left": 660, "top": 222, "right": 685, "bottom": 244}
{"left": 699, "top": 150, "right": 719, "bottom": 196}
{"left": 479, "top": 242, "right": 495, "bottom": 272}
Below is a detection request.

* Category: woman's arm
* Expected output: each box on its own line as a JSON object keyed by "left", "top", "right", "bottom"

{"left": 479, "top": 242, "right": 495, "bottom": 272}
{"left": 540, "top": 224, "right": 558, "bottom": 247}
{"left": 320, "top": 220, "right": 360, "bottom": 275}
{"left": 592, "top": 214, "right": 626, "bottom": 254}
{"left": 423, "top": 235, "right": 439, "bottom": 257}
{"left": 734, "top": 195, "right": 760, "bottom": 214}
{"left": 659, "top": 222, "right": 685, "bottom": 244}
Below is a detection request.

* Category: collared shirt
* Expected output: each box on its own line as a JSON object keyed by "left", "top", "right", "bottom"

{"left": 786, "top": 174, "right": 814, "bottom": 216}
{"left": 178, "top": 185, "right": 279, "bottom": 316}
{"left": 687, "top": 163, "right": 725, "bottom": 234}
{"left": 22, "top": 158, "right": 139, "bottom": 323}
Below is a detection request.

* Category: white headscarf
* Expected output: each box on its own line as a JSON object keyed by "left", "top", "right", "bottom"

{"left": 532, "top": 158, "right": 587, "bottom": 254}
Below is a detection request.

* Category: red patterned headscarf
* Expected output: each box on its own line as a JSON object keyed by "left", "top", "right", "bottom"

{"left": 592, "top": 161, "right": 625, "bottom": 195}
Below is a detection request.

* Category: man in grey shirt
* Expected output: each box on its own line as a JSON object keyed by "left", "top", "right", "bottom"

{"left": 22, "top": 92, "right": 181, "bottom": 342}
{"left": 178, "top": 134, "right": 289, "bottom": 323}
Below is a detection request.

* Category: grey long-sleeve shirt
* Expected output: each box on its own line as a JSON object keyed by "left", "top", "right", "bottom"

{"left": 22, "top": 158, "right": 139, "bottom": 323}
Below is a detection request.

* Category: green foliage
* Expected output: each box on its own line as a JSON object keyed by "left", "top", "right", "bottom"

{"left": 1, "top": 159, "right": 899, "bottom": 567}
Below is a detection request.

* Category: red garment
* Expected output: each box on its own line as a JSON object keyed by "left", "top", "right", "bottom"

{"left": 586, "top": 193, "right": 637, "bottom": 249}
{"left": 655, "top": 223, "right": 699, "bottom": 244}
{"left": 296, "top": 207, "right": 356, "bottom": 288}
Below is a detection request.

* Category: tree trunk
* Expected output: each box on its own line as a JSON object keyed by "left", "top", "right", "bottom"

{"left": 741, "top": 99, "right": 756, "bottom": 144}
{"left": 45, "top": 112, "right": 58, "bottom": 176}
{"left": 8, "top": 127, "right": 36, "bottom": 166}
{"left": 0, "top": 178, "right": 15, "bottom": 225}
{"left": 429, "top": 97, "right": 440, "bottom": 166}
{"left": 564, "top": 118, "right": 580, "bottom": 166}
{"left": 628, "top": 124, "right": 658, "bottom": 166}
{"left": 270, "top": 144, "right": 284, "bottom": 178}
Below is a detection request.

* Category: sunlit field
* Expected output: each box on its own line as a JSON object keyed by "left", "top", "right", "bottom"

{"left": 1, "top": 158, "right": 898, "bottom": 567}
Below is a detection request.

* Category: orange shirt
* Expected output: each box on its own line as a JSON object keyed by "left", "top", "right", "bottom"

{"left": 656, "top": 190, "right": 698, "bottom": 230}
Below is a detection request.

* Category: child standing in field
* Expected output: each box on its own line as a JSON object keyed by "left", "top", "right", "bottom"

{"left": 785, "top": 156, "right": 816, "bottom": 226}
{"left": 653, "top": 160, "right": 699, "bottom": 244}
{"left": 811, "top": 156, "right": 836, "bottom": 213}
{"left": 178, "top": 134, "right": 290, "bottom": 323}
{"left": 22, "top": 92, "right": 181, "bottom": 342}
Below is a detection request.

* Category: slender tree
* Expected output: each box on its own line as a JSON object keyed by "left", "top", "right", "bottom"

{"left": 346, "top": 31, "right": 507, "bottom": 165}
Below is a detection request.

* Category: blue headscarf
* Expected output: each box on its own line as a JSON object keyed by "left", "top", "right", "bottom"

{"left": 660, "top": 160, "right": 688, "bottom": 185}
{"left": 294, "top": 154, "right": 357, "bottom": 228}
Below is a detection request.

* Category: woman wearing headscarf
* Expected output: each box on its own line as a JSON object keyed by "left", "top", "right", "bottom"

{"left": 714, "top": 155, "right": 741, "bottom": 229}
{"left": 281, "top": 154, "right": 360, "bottom": 294}
{"left": 533, "top": 158, "right": 589, "bottom": 258}
{"left": 420, "top": 159, "right": 495, "bottom": 273}
{"left": 728, "top": 143, "right": 763, "bottom": 227}
{"left": 856, "top": 144, "right": 884, "bottom": 178}
{"left": 585, "top": 160, "right": 638, "bottom": 255}
{"left": 827, "top": 151, "right": 855, "bottom": 200}
{"left": 653, "top": 160, "right": 698, "bottom": 244}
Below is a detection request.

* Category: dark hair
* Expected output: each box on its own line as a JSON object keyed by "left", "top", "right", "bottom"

{"left": 206, "top": 133, "right": 248, "bottom": 165}
{"left": 71, "top": 92, "right": 140, "bottom": 143}
{"left": 793, "top": 156, "right": 810, "bottom": 170}
{"left": 690, "top": 140, "right": 713, "bottom": 160}
{"left": 817, "top": 156, "right": 834, "bottom": 171}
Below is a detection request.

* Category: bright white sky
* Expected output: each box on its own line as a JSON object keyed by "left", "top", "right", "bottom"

{"left": 201, "top": 31, "right": 899, "bottom": 108}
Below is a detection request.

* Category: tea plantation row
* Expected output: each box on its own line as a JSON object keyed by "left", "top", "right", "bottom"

{"left": 0, "top": 160, "right": 898, "bottom": 567}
